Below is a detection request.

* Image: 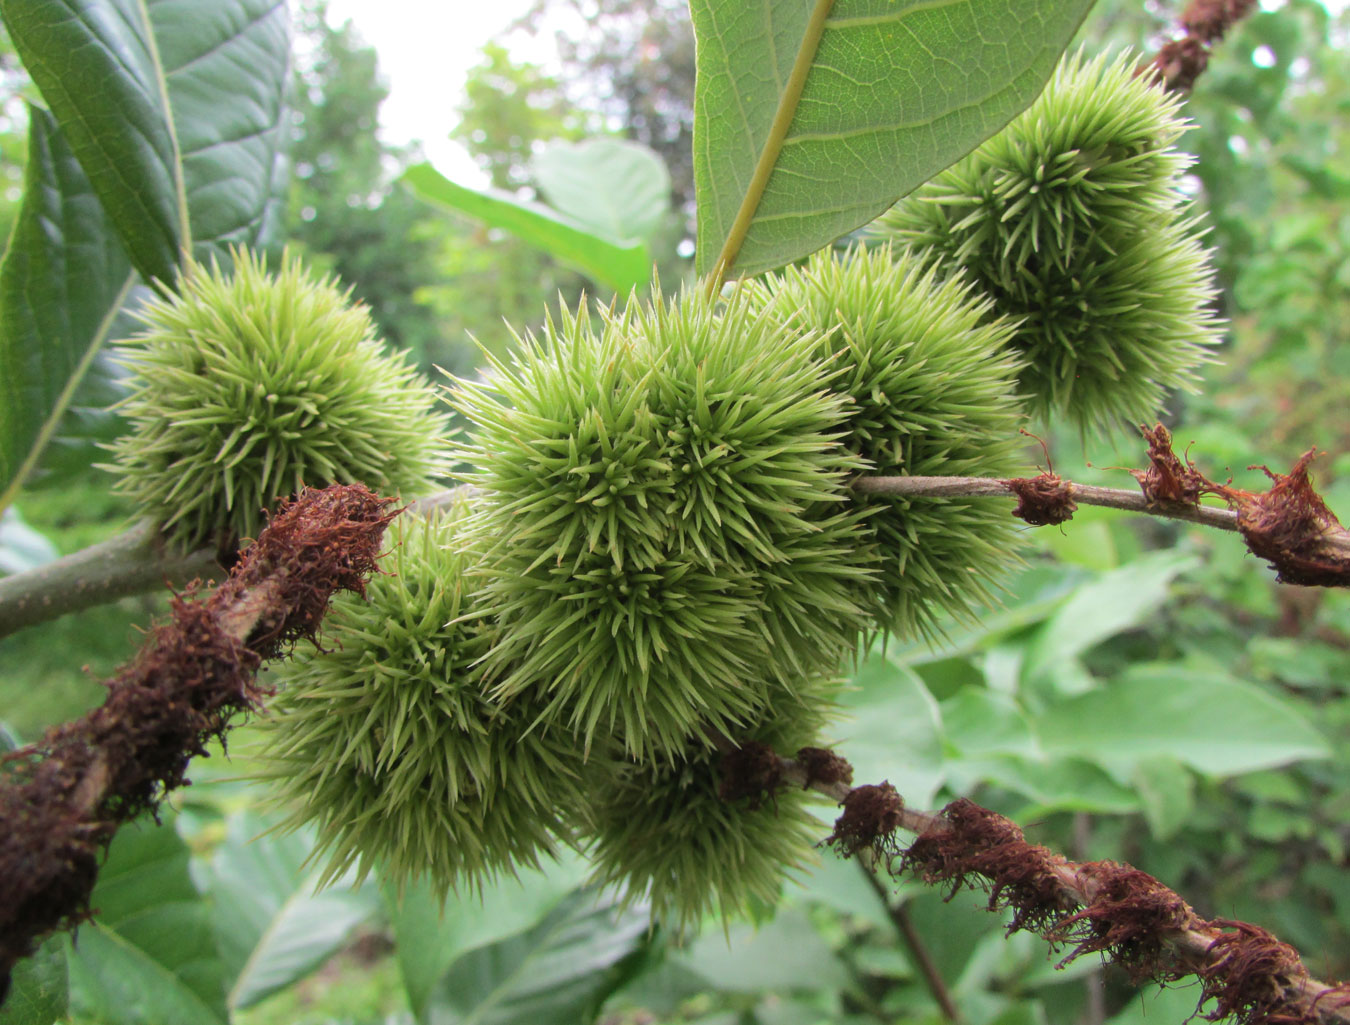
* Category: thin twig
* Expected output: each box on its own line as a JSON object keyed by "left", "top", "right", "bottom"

{"left": 859, "top": 862, "right": 963, "bottom": 1023}
{"left": 852, "top": 475, "right": 1242, "bottom": 533}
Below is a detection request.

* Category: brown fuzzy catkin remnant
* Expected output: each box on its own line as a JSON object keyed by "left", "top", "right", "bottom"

{"left": 1055, "top": 863, "right": 1200, "bottom": 977}
{"left": 795, "top": 746, "right": 853, "bottom": 789}
{"left": 826, "top": 782, "right": 905, "bottom": 858}
{"left": 718, "top": 741, "right": 785, "bottom": 809}
{"left": 1145, "top": 0, "right": 1259, "bottom": 90}
{"left": 0, "top": 484, "right": 396, "bottom": 1000}
{"left": 1209, "top": 451, "right": 1350, "bottom": 587}
{"left": 1132, "top": 422, "right": 1207, "bottom": 508}
{"left": 902, "top": 798, "right": 1078, "bottom": 933}
{"left": 1008, "top": 474, "right": 1078, "bottom": 526}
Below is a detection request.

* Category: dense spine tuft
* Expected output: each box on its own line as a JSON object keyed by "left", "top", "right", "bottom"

{"left": 874, "top": 51, "right": 1222, "bottom": 432}
{"left": 586, "top": 697, "right": 833, "bottom": 934}
{"left": 449, "top": 289, "right": 873, "bottom": 761}
{"left": 257, "top": 505, "right": 589, "bottom": 892}
{"left": 749, "top": 245, "right": 1027, "bottom": 638}
{"left": 108, "top": 250, "right": 450, "bottom": 549}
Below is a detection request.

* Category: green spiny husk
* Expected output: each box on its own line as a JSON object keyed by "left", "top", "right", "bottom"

{"left": 448, "top": 289, "right": 874, "bottom": 761}
{"left": 256, "top": 504, "right": 589, "bottom": 892}
{"left": 107, "top": 250, "right": 451, "bottom": 549}
{"left": 747, "top": 245, "right": 1027, "bottom": 639}
{"left": 585, "top": 690, "right": 835, "bottom": 934}
{"left": 873, "top": 50, "right": 1222, "bottom": 432}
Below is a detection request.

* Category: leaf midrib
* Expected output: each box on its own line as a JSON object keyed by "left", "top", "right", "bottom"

{"left": 707, "top": 0, "right": 836, "bottom": 290}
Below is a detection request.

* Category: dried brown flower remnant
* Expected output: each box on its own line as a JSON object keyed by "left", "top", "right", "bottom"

{"left": 1145, "top": 0, "right": 1259, "bottom": 90}
{"left": 795, "top": 746, "right": 853, "bottom": 790}
{"left": 0, "top": 484, "right": 396, "bottom": 1000}
{"left": 903, "top": 798, "right": 1078, "bottom": 933}
{"left": 718, "top": 741, "right": 785, "bottom": 809}
{"left": 1199, "top": 921, "right": 1316, "bottom": 1025}
{"left": 1056, "top": 863, "right": 1199, "bottom": 976}
{"left": 1210, "top": 451, "right": 1350, "bottom": 587}
{"left": 1181, "top": 0, "right": 1259, "bottom": 42}
{"left": 826, "top": 782, "right": 905, "bottom": 858}
{"left": 1132, "top": 423, "right": 1207, "bottom": 507}
{"left": 1008, "top": 473, "right": 1078, "bottom": 526}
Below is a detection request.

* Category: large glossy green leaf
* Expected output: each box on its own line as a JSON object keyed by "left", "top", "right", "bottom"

{"left": 690, "top": 0, "right": 1097, "bottom": 280}
{"left": 389, "top": 853, "right": 592, "bottom": 1021}
{"left": 65, "top": 813, "right": 228, "bottom": 1025}
{"left": 147, "top": 0, "right": 291, "bottom": 264}
{"left": 0, "top": 105, "right": 135, "bottom": 511}
{"left": 1038, "top": 666, "right": 1331, "bottom": 780}
{"left": 403, "top": 162, "right": 652, "bottom": 294}
{"left": 1, "top": 0, "right": 183, "bottom": 284}
{"left": 0, "top": 0, "right": 290, "bottom": 506}
{"left": 204, "top": 812, "right": 380, "bottom": 1011}
{"left": 1, "top": 0, "right": 290, "bottom": 283}
{"left": 532, "top": 138, "right": 672, "bottom": 243}
{"left": 417, "top": 886, "right": 650, "bottom": 1025}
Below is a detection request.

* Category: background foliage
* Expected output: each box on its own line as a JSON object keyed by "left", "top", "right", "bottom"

{"left": 1, "top": 1, "right": 1349, "bottom": 1024}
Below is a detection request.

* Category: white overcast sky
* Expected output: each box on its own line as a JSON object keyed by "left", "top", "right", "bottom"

{"left": 322, "top": 0, "right": 555, "bottom": 186}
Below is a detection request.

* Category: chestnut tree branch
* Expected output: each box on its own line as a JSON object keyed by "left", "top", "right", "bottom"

{"left": 0, "top": 522, "right": 225, "bottom": 640}
{"left": 853, "top": 474, "right": 1244, "bottom": 531}
{"left": 0, "top": 484, "right": 397, "bottom": 1001}
{"left": 720, "top": 741, "right": 1350, "bottom": 1025}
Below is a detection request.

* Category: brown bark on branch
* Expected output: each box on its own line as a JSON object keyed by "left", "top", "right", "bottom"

{"left": 856, "top": 424, "right": 1350, "bottom": 588}
{"left": 0, "top": 484, "right": 397, "bottom": 1002}
{"left": 1144, "top": 0, "right": 1260, "bottom": 91}
{"left": 718, "top": 742, "right": 1350, "bottom": 1025}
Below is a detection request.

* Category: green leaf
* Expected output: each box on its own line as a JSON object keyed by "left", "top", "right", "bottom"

{"left": 0, "top": 507, "right": 59, "bottom": 573}
{"left": 837, "top": 655, "right": 945, "bottom": 808}
{"left": 2, "top": 0, "right": 183, "bottom": 283}
{"left": 203, "top": 811, "right": 380, "bottom": 1011}
{"left": 1132, "top": 755, "right": 1196, "bottom": 840}
{"left": 388, "top": 853, "right": 592, "bottom": 1020}
{"left": 64, "top": 927, "right": 224, "bottom": 1025}
{"left": 1038, "top": 666, "right": 1331, "bottom": 780}
{"left": 66, "top": 813, "right": 228, "bottom": 1025}
{"left": 0, "top": 937, "right": 67, "bottom": 1025}
{"left": 532, "top": 138, "right": 672, "bottom": 243}
{"left": 1, "top": 0, "right": 291, "bottom": 283}
{"left": 675, "top": 909, "right": 849, "bottom": 993}
{"left": 940, "top": 688, "right": 1041, "bottom": 795}
{"left": 0, "top": 104, "right": 135, "bottom": 510}
{"left": 147, "top": 0, "right": 292, "bottom": 265}
{"left": 1106, "top": 979, "right": 1202, "bottom": 1025}
{"left": 416, "top": 886, "right": 650, "bottom": 1025}
{"left": 690, "top": 0, "right": 1097, "bottom": 280}
{"left": 403, "top": 162, "right": 652, "bottom": 294}
{"left": 1020, "top": 553, "right": 1194, "bottom": 691}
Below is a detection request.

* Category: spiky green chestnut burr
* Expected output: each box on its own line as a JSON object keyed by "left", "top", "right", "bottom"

{"left": 257, "top": 505, "right": 589, "bottom": 891}
{"left": 108, "top": 250, "right": 451, "bottom": 549}
{"left": 748, "top": 245, "right": 1026, "bottom": 639}
{"left": 449, "top": 290, "right": 872, "bottom": 761}
{"left": 874, "top": 50, "right": 1222, "bottom": 432}
{"left": 586, "top": 695, "right": 833, "bottom": 934}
